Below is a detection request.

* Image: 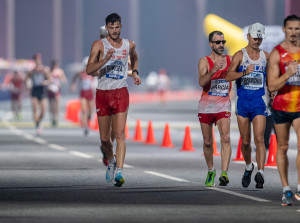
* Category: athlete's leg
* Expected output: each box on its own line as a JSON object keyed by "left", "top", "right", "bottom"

{"left": 31, "top": 97, "right": 39, "bottom": 127}
{"left": 87, "top": 99, "right": 94, "bottom": 124}
{"left": 53, "top": 94, "right": 60, "bottom": 125}
{"left": 112, "top": 108, "right": 128, "bottom": 169}
{"left": 252, "top": 115, "right": 266, "bottom": 170}
{"left": 110, "top": 119, "right": 115, "bottom": 142}
{"left": 216, "top": 118, "right": 231, "bottom": 171}
{"left": 274, "top": 122, "right": 291, "bottom": 187}
{"left": 98, "top": 115, "right": 114, "bottom": 160}
{"left": 237, "top": 115, "right": 252, "bottom": 165}
{"left": 200, "top": 123, "right": 214, "bottom": 169}
{"left": 80, "top": 98, "right": 88, "bottom": 129}
{"left": 48, "top": 97, "right": 55, "bottom": 122}
{"left": 38, "top": 98, "right": 46, "bottom": 124}
{"left": 292, "top": 118, "right": 300, "bottom": 186}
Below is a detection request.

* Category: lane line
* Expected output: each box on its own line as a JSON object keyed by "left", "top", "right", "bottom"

{"left": 48, "top": 143, "right": 66, "bottom": 151}
{"left": 207, "top": 187, "right": 271, "bottom": 202}
{"left": 33, "top": 138, "right": 47, "bottom": 145}
{"left": 144, "top": 171, "right": 190, "bottom": 182}
{"left": 69, "top": 151, "right": 93, "bottom": 159}
{"left": 123, "top": 164, "right": 134, "bottom": 168}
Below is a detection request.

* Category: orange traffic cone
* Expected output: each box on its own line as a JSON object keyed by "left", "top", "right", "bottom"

{"left": 265, "top": 134, "right": 277, "bottom": 166}
{"left": 65, "top": 100, "right": 81, "bottom": 123}
{"left": 161, "top": 123, "right": 174, "bottom": 148}
{"left": 144, "top": 121, "right": 157, "bottom": 144}
{"left": 132, "top": 119, "right": 144, "bottom": 142}
{"left": 180, "top": 126, "right": 196, "bottom": 151}
{"left": 233, "top": 136, "right": 244, "bottom": 161}
{"left": 125, "top": 124, "right": 130, "bottom": 139}
{"left": 212, "top": 128, "right": 220, "bottom": 156}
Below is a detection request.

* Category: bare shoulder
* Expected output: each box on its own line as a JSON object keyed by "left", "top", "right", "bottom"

{"left": 129, "top": 40, "right": 136, "bottom": 50}
{"left": 262, "top": 50, "right": 270, "bottom": 59}
{"left": 268, "top": 47, "right": 280, "bottom": 63}
{"left": 198, "top": 56, "right": 209, "bottom": 65}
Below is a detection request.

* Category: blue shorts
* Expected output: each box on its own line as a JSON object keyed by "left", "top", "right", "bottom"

{"left": 236, "top": 96, "right": 267, "bottom": 121}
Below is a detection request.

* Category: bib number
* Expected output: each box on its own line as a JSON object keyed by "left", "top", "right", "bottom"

{"left": 106, "top": 60, "right": 124, "bottom": 79}
{"left": 241, "top": 72, "right": 263, "bottom": 90}
{"left": 286, "top": 65, "right": 300, "bottom": 86}
{"left": 208, "top": 79, "right": 230, "bottom": 97}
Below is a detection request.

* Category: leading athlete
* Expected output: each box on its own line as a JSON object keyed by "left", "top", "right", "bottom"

{"left": 86, "top": 13, "right": 141, "bottom": 187}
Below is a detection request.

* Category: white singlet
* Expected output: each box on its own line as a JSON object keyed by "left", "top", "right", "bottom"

{"left": 97, "top": 38, "right": 129, "bottom": 90}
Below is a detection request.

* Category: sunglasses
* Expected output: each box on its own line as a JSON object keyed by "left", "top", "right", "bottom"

{"left": 211, "top": 40, "right": 226, "bottom": 45}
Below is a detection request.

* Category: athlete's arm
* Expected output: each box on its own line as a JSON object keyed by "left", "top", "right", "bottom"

{"left": 226, "top": 51, "right": 252, "bottom": 82}
{"left": 129, "top": 40, "right": 141, "bottom": 85}
{"left": 86, "top": 40, "right": 113, "bottom": 76}
{"left": 267, "top": 48, "right": 298, "bottom": 92}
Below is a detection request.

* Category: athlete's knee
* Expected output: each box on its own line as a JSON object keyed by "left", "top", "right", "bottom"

{"left": 114, "top": 130, "right": 126, "bottom": 142}
{"left": 220, "top": 134, "right": 230, "bottom": 144}
{"left": 277, "top": 143, "right": 289, "bottom": 153}
{"left": 254, "top": 135, "right": 264, "bottom": 146}
{"left": 203, "top": 138, "right": 213, "bottom": 149}
{"left": 241, "top": 138, "right": 251, "bottom": 147}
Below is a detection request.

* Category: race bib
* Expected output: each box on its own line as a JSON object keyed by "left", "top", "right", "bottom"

{"left": 241, "top": 72, "right": 264, "bottom": 90}
{"left": 286, "top": 65, "right": 300, "bottom": 86}
{"left": 208, "top": 79, "right": 230, "bottom": 97}
{"left": 106, "top": 60, "right": 124, "bottom": 79}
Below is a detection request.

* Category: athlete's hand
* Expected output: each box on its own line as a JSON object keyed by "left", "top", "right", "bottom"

{"left": 246, "top": 64, "right": 254, "bottom": 75}
{"left": 105, "top": 48, "right": 115, "bottom": 61}
{"left": 286, "top": 61, "right": 299, "bottom": 77}
{"left": 213, "top": 57, "right": 225, "bottom": 71}
{"left": 133, "top": 74, "right": 141, "bottom": 85}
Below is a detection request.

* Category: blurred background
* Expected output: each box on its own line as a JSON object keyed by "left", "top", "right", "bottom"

{"left": 0, "top": 0, "right": 299, "bottom": 100}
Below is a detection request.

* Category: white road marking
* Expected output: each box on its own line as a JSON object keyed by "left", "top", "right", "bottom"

{"left": 123, "top": 164, "right": 133, "bottom": 168}
{"left": 207, "top": 187, "right": 271, "bottom": 202}
{"left": 144, "top": 171, "right": 190, "bottom": 182}
{"left": 23, "top": 134, "right": 34, "bottom": 140}
{"left": 69, "top": 151, "right": 93, "bottom": 159}
{"left": 48, "top": 143, "right": 66, "bottom": 151}
{"left": 33, "top": 138, "right": 47, "bottom": 145}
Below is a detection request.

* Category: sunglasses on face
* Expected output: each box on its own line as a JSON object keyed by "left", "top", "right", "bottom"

{"left": 211, "top": 40, "right": 226, "bottom": 45}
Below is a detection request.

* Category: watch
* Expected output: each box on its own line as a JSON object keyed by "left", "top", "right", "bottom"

{"left": 132, "top": 69, "right": 139, "bottom": 75}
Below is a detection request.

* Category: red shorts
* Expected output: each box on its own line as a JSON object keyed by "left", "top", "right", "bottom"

{"left": 80, "top": 89, "right": 94, "bottom": 101}
{"left": 96, "top": 87, "right": 129, "bottom": 117}
{"left": 198, "top": 111, "right": 231, "bottom": 125}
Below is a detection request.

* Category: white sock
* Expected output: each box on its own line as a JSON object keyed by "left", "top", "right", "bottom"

{"left": 258, "top": 169, "right": 264, "bottom": 178}
{"left": 109, "top": 159, "right": 115, "bottom": 164}
{"left": 208, "top": 167, "right": 215, "bottom": 172}
{"left": 246, "top": 163, "right": 253, "bottom": 171}
{"left": 116, "top": 168, "right": 122, "bottom": 174}
{"left": 297, "top": 184, "right": 300, "bottom": 191}
{"left": 283, "top": 186, "right": 291, "bottom": 193}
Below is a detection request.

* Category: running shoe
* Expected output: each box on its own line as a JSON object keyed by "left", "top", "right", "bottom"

{"left": 254, "top": 172, "right": 264, "bottom": 189}
{"left": 242, "top": 163, "right": 254, "bottom": 188}
{"left": 219, "top": 171, "right": 229, "bottom": 186}
{"left": 295, "top": 190, "right": 300, "bottom": 201}
{"left": 282, "top": 190, "right": 294, "bottom": 206}
{"left": 100, "top": 145, "right": 109, "bottom": 166}
{"left": 105, "top": 162, "right": 116, "bottom": 182}
{"left": 205, "top": 170, "right": 216, "bottom": 187}
{"left": 114, "top": 171, "right": 125, "bottom": 187}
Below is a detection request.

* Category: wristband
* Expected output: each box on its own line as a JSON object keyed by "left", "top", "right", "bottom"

{"left": 132, "top": 69, "right": 139, "bottom": 75}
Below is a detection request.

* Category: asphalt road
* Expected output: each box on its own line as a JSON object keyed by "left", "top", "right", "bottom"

{"left": 0, "top": 96, "right": 300, "bottom": 223}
